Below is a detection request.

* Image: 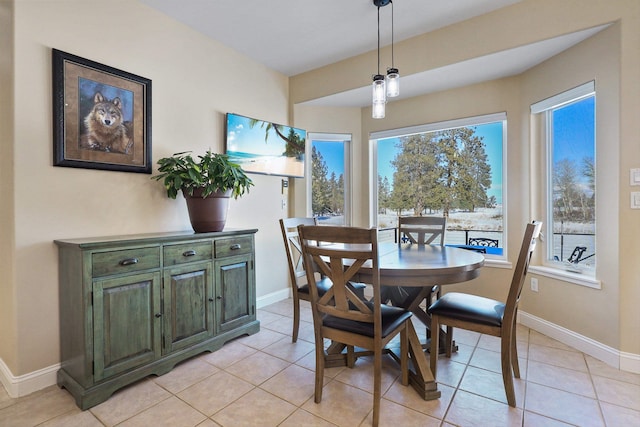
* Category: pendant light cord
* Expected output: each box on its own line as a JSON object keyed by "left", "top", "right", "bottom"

{"left": 390, "top": 0, "right": 394, "bottom": 68}
{"left": 377, "top": 5, "right": 381, "bottom": 75}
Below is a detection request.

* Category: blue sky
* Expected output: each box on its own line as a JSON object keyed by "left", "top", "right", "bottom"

{"left": 312, "top": 141, "right": 345, "bottom": 176}
{"left": 553, "top": 97, "right": 595, "bottom": 172}
{"left": 226, "top": 113, "right": 306, "bottom": 157}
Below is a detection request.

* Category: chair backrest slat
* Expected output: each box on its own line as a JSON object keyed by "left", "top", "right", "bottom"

{"left": 398, "top": 216, "right": 446, "bottom": 246}
{"left": 280, "top": 217, "right": 318, "bottom": 290}
{"left": 299, "top": 225, "right": 380, "bottom": 328}
{"left": 504, "top": 221, "right": 542, "bottom": 324}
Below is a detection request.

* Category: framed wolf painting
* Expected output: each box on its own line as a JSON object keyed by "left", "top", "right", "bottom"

{"left": 52, "top": 49, "right": 152, "bottom": 173}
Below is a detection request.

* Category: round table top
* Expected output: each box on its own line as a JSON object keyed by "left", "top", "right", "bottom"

{"left": 368, "top": 243, "right": 485, "bottom": 286}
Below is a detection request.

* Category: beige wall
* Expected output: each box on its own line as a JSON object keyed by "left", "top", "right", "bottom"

{"left": 1, "top": 0, "right": 292, "bottom": 378}
{"left": 0, "top": 0, "right": 16, "bottom": 373}
{"left": 291, "top": 0, "right": 640, "bottom": 359}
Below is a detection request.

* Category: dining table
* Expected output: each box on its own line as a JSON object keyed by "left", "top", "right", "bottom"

{"left": 328, "top": 242, "right": 485, "bottom": 400}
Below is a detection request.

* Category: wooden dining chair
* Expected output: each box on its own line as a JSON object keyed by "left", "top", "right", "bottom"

{"left": 398, "top": 215, "right": 447, "bottom": 246}
{"left": 298, "top": 225, "right": 413, "bottom": 427}
{"left": 279, "top": 217, "right": 365, "bottom": 342}
{"left": 428, "top": 220, "right": 542, "bottom": 407}
{"left": 388, "top": 216, "right": 447, "bottom": 334}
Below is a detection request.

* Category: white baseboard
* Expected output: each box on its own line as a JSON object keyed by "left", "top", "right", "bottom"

{"left": 519, "top": 310, "right": 639, "bottom": 373}
{"left": 256, "top": 287, "right": 290, "bottom": 309}
{"left": 0, "top": 357, "right": 60, "bottom": 398}
{"left": 620, "top": 351, "right": 640, "bottom": 374}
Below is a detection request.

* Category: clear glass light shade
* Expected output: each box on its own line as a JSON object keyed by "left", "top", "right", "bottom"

{"left": 372, "top": 101, "right": 385, "bottom": 119}
{"left": 372, "top": 75, "right": 386, "bottom": 104}
{"left": 386, "top": 68, "right": 399, "bottom": 97}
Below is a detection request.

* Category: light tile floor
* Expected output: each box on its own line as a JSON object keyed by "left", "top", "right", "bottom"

{"left": 1, "top": 298, "right": 639, "bottom": 426}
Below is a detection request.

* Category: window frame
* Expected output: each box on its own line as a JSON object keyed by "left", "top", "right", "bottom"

{"left": 370, "top": 112, "right": 508, "bottom": 262}
{"left": 529, "top": 81, "right": 601, "bottom": 288}
{"left": 307, "top": 132, "right": 352, "bottom": 226}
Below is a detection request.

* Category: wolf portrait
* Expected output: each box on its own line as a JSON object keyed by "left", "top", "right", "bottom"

{"left": 80, "top": 91, "right": 133, "bottom": 154}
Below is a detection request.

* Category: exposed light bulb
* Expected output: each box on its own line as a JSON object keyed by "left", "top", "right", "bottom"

{"left": 372, "top": 101, "right": 386, "bottom": 119}
{"left": 372, "top": 74, "right": 386, "bottom": 104}
{"left": 386, "top": 68, "right": 399, "bottom": 97}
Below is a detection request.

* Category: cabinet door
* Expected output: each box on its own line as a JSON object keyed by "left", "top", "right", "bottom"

{"left": 215, "top": 254, "right": 255, "bottom": 334}
{"left": 163, "top": 261, "right": 214, "bottom": 353}
{"left": 93, "top": 272, "right": 162, "bottom": 382}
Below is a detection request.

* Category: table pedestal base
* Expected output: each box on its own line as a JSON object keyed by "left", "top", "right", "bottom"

{"left": 326, "top": 322, "right": 441, "bottom": 400}
{"left": 389, "top": 322, "right": 441, "bottom": 400}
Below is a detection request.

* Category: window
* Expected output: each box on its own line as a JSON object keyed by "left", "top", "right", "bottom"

{"left": 532, "top": 82, "right": 596, "bottom": 275}
{"left": 372, "top": 113, "right": 506, "bottom": 256}
{"left": 308, "top": 133, "right": 351, "bottom": 225}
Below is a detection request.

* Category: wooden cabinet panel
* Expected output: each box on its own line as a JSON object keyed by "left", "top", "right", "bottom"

{"left": 215, "top": 254, "right": 255, "bottom": 334}
{"left": 93, "top": 272, "right": 162, "bottom": 381}
{"left": 163, "top": 262, "right": 214, "bottom": 353}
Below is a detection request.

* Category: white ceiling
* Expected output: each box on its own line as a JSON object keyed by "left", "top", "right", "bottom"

{"left": 140, "top": 0, "right": 607, "bottom": 107}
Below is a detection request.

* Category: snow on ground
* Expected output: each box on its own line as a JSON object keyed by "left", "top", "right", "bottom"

{"left": 319, "top": 207, "right": 594, "bottom": 267}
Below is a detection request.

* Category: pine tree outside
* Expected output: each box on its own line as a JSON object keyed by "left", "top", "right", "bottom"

{"left": 375, "top": 119, "right": 505, "bottom": 255}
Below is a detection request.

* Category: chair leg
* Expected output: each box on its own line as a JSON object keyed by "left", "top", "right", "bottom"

{"left": 500, "top": 330, "right": 516, "bottom": 407}
{"left": 400, "top": 327, "right": 409, "bottom": 386}
{"left": 445, "top": 325, "right": 453, "bottom": 358}
{"left": 372, "top": 346, "right": 382, "bottom": 427}
{"left": 347, "top": 345, "right": 356, "bottom": 368}
{"left": 429, "top": 315, "right": 440, "bottom": 379}
{"left": 314, "top": 337, "right": 325, "bottom": 403}
{"left": 510, "top": 318, "right": 520, "bottom": 378}
{"left": 292, "top": 296, "right": 300, "bottom": 343}
{"left": 425, "top": 286, "right": 440, "bottom": 340}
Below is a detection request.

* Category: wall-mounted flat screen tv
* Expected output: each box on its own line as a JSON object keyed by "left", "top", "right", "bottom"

{"left": 225, "top": 112, "right": 306, "bottom": 178}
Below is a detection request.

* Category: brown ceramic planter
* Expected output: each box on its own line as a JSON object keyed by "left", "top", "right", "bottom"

{"left": 183, "top": 188, "right": 232, "bottom": 232}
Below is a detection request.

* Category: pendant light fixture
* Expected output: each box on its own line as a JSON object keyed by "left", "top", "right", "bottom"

{"left": 385, "top": 0, "right": 399, "bottom": 98}
{"left": 372, "top": 1, "right": 386, "bottom": 119}
{"left": 372, "top": 0, "right": 399, "bottom": 119}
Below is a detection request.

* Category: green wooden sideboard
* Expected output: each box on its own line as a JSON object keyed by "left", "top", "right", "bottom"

{"left": 55, "top": 229, "right": 260, "bottom": 409}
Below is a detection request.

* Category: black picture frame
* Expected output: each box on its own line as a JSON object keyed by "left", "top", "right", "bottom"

{"left": 52, "top": 49, "right": 152, "bottom": 173}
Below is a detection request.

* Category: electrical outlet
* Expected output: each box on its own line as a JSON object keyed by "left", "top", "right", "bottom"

{"left": 530, "top": 278, "right": 539, "bottom": 292}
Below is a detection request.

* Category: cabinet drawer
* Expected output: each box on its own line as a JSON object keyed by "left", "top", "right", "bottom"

{"left": 163, "top": 241, "right": 213, "bottom": 266}
{"left": 215, "top": 236, "right": 253, "bottom": 258}
{"left": 92, "top": 247, "right": 160, "bottom": 277}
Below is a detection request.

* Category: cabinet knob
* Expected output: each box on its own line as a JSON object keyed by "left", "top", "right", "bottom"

{"left": 230, "top": 244, "right": 241, "bottom": 250}
{"left": 217, "top": 296, "right": 222, "bottom": 300}
{"left": 119, "top": 258, "right": 139, "bottom": 266}
{"left": 183, "top": 250, "right": 196, "bottom": 257}
{"left": 155, "top": 313, "right": 162, "bottom": 318}
{"left": 208, "top": 298, "right": 214, "bottom": 302}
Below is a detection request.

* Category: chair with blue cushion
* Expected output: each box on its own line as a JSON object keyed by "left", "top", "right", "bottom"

{"left": 298, "top": 225, "right": 413, "bottom": 427}
{"left": 428, "top": 221, "right": 542, "bottom": 407}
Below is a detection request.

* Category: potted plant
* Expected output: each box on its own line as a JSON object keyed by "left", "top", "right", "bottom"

{"left": 153, "top": 150, "right": 254, "bottom": 232}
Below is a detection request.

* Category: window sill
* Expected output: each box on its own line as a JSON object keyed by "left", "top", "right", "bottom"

{"left": 529, "top": 265, "right": 601, "bottom": 289}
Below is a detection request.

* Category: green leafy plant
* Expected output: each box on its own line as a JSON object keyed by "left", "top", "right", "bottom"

{"left": 153, "top": 150, "right": 254, "bottom": 199}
